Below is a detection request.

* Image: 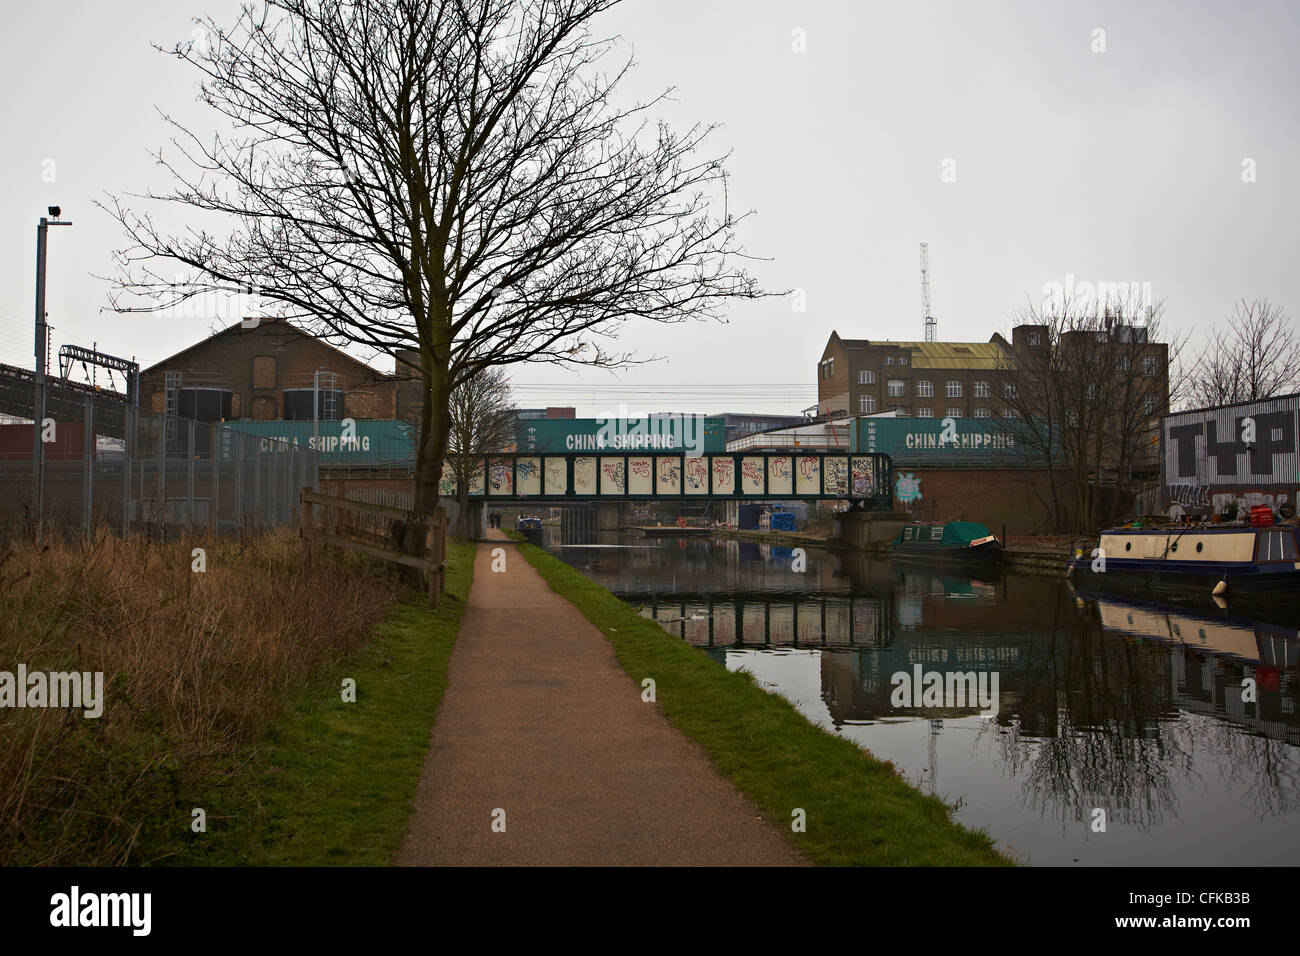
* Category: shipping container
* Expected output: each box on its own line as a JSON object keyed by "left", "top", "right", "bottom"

{"left": 855, "top": 416, "right": 1043, "bottom": 466}
{"left": 1159, "top": 393, "right": 1300, "bottom": 517}
{"left": 515, "top": 416, "right": 726, "bottom": 454}
{"left": 218, "top": 419, "right": 415, "bottom": 464}
{"left": 0, "top": 422, "right": 92, "bottom": 461}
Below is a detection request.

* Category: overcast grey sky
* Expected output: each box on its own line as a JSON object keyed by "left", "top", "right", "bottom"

{"left": 1, "top": 0, "right": 1296, "bottom": 416}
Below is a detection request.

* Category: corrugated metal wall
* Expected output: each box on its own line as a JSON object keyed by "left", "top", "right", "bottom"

{"left": 1160, "top": 394, "right": 1300, "bottom": 513}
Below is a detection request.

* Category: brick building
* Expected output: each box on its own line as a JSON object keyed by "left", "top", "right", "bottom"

{"left": 816, "top": 333, "right": 1010, "bottom": 420}
{"left": 140, "top": 318, "right": 418, "bottom": 424}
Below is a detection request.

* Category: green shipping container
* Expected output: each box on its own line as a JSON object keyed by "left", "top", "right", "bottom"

{"left": 856, "top": 417, "right": 1047, "bottom": 466}
{"left": 516, "top": 417, "right": 726, "bottom": 454}
{"left": 219, "top": 419, "right": 416, "bottom": 464}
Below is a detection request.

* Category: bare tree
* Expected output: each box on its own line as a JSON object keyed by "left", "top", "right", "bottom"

{"left": 1188, "top": 299, "right": 1300, "bottom": 408}
{"left": 997, "top": 294, "right": 1185, "bottom": 532}
{"left": 101, "top": 0, "right": 766, "bottom": 527}
{"left": 446, "top": 368, "right": 515, "bottom": 537}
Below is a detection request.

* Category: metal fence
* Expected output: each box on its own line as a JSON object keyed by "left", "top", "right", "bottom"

{"left": 0, "top": 396, "right": 320, "bottom": 540}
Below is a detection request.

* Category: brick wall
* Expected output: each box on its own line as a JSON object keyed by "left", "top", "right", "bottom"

{"left": 892, "top": 467, "right": 1063, "bottom": 535}
{"left": 141, "top": 319, "right": 400, "bottom": 422}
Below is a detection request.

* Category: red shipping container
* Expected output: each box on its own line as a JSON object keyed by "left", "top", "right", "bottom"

{"left": 0, "top": 423, "right": 91, "bottom": 461}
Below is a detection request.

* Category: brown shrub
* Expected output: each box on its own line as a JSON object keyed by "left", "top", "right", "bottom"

{"left": 0, "top": 528, "right": 403, "bottom": 865}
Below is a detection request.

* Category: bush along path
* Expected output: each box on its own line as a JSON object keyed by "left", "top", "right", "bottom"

{"left": 509, "top": 538, "right": 1013, "bottom": 867}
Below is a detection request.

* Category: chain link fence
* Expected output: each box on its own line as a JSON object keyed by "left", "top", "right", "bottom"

{"left": 0, "top": 395, "right": 319, "bottom": 541}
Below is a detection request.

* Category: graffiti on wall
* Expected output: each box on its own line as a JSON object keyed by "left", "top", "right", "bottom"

{"left": 895, "top": 472, "right": 922, "bottom": 505}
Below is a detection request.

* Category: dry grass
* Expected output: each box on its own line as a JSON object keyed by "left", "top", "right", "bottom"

{"left": 0, "top": 527, "right": 403, "bottom": 866}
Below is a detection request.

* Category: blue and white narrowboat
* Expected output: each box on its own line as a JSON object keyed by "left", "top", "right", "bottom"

{"left": 1067, "top": 524, "right": 1300, "bottom": 599}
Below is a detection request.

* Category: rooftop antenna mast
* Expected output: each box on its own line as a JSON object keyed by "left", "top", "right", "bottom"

{"left": 920, "top": 242, "right": 937, "bottom": 342}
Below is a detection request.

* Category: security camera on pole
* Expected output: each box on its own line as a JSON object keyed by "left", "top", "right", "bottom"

{"left": 33, "top": 206, "right": 72, "bottom": 543}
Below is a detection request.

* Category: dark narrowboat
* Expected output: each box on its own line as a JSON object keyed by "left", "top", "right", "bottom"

{"left": 890, "top": 521, "right": 1002, "bottom": 564}
{"left": 1066, "top": 523, "right": 1300, "bottom": 601}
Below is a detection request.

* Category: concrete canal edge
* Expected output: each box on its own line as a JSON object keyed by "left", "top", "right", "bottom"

{"left": 510, "top": 537, "right": 1015, "bottom": 866}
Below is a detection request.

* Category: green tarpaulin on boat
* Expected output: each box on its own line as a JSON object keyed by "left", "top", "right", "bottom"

{"left": 893, "top": 521, "right": 993, "bottom": 547}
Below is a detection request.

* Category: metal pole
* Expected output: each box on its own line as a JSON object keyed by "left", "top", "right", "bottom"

{"left": 157, "top": 413, "right": 166, "bottom": 535}
{"left": 187, "top": 418, "right": 196, "bottom": 530}
{"left": 122, "top": 403, "right": 132, "bottom": 533}
{"left": 83, "top": 395, "right": 94, "bottom": 535}
{"left": 211, "top": 424, "right": 219, "bottom": 536}
{"left": 33, "top": 219, "right": 47, "bottom": 542}
{"left": 235, "top": 432, "right": 244, "bottom": 525}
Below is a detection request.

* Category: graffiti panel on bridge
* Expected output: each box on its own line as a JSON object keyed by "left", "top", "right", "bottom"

{"left": 628, "top": 455, "right": 652, "bottom": 495}
{"left": 711, "top": 457, "right": 735, "bottom": 494}
{"left": 656, "top": 456, "right": 680, "bottom": 495}
{"left": 600, "top": 457, "right": 625, "bottom": 494}
{"left": 573, "top": 456, "right": 596, "bottom": 495}
{"left": 685, "top": 456, "right": 708, "bottom": 493}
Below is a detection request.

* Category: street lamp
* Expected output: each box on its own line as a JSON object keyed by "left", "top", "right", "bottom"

{"left": 33, "top": 206, "right": 73, "bottom": 542}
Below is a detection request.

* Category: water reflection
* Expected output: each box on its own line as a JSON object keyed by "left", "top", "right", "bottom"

{"left": 544, "top": 529, "right": 1300, "bottom": 865}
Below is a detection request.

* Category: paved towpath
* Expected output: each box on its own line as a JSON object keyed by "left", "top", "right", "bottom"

{"left": 396, "top": 531, "right": 807, "bottom": 866}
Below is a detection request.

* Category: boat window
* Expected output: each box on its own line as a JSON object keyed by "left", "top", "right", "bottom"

{"left": 1258, "top": 530, "right": 1299, "bottom": 561}
{"left": 1196, "top": 542, "right": 1203, "bottom": 553}
{"left": 930, "top": 526, "right": 944, "bottom": 540}
{"left": 1125, "top": 542, "right": 1131, "bottom": 551}
{"left": 904, "top": 527, "right": 913, "bottom": 540}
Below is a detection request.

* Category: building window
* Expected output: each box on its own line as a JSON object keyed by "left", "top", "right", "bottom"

{"left": 898, "top": 355, "right": 908, "bottom": 366}
{"left": 1143, "top": 355, "right": 1159, "bottom": 376}
{"left": 947, "top": 408, "right": 963, "bottom": 419}
{"left": 252, "top": 355, "right": 276, "bottom": 389}
{"left": 1143, "top": 395, "right": 1158, "bottom": 415}
{"left": 1085, "top": 383, "right": 1099, "bottom": 401}
{"left": 916, "top": 380, "right": 933, "bottom": 397}
{"left": 1003, "top": 408, "right": 1020, "bottom": 418}
{"left": 885, "top": 356, "right": 895, "bottom": 366}
{"left": 946, "top": 380, "right": 962, "bottom": 398}
{"left": 887, "top": 379, "right": 905, "bottom": 398}
{"left": 974, "top": 381, "right": 990, "bottom": 398}
{"left": 975, "top": 407, "right": 991, "bottom": 418}
{"left": 859, "top": 395, "right": 875, "bottom": 413}
{"left": 1003, "top": 382, "right": 1018, "bottom": 399}
{"left": 1028, "top": 331, "right": 1041, "bottom": 346}
{"left": 1116, "top": 355, "right": 1131, "bottom": 373}
{"left": 917, "top": 407, "right": 933, "bottom": 418}
{"left": 858, "top": 370, "right": 875, "bottom": 384}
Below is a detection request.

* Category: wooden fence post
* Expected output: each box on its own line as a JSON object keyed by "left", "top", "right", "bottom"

{"left": 425, "top": 507, "right": 447, "bottom": 609}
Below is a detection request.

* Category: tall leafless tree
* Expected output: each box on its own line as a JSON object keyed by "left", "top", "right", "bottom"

{"left": 101, "top": 0, "right": 766, "bottom": 524}
{"left": 1187, "top": 299, "right": 1300, "bottom": 408}
{"left": 997, "top": 294, "right": 1184, "bottom": 532}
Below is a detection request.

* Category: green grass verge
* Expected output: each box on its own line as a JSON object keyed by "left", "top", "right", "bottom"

{"left": 514, "top": 540, "right": 1012, "bottom": 866}
{"left": 177, "top": 539, "right": 476, "bottom": 866}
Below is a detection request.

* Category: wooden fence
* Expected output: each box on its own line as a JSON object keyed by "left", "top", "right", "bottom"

{"left": 300, "top": 488, "right": 448, "bottom": 607}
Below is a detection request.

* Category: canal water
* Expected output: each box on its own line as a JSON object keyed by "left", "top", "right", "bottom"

{"left": 542, "top": 529, "right": 1300, "bottom": 866}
